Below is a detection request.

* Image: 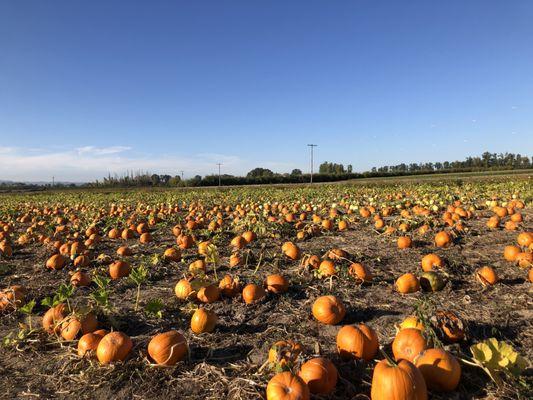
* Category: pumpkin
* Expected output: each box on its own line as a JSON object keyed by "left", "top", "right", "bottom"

{"left": 516, "top": 252, "right": 532, "bottom": 268}
{"left": 370, "top": 358, "right": 427, "bottom": 400}
{"left": 318, "top": 260, "right": 336, "bottom": 276}
{"left": 282, "top": 242, "right": 300, "bottom": 260}
{"left": 0, "top": 285, "right": 26, "bottom": 312}
{"left": 219, "top": 275, "right": 240, "bottom": 297}
{"left": 175, "top": 279, "right": 194, "bottom": 300}
{"left": 415, "top": 348, "right": 461, "bottom": 391}
{"left": 96, "top": 331, "right": 133, "bottom": 364}
{"left": 420, "top": 253, "right": 443, "bottom": 272}
{"left": 517, "top": 232, "right": 532, "bottom": 247}
{"left": 190, "top": 308, "right": 217, "bottom": 334}
{"left": 266, "top": 371, "right": 310, "bottom": 400}
{"left": 419, "top": 271, "right": 445, "bottom": 292}
{"left": 298, "top": 357, "right": 337, "bottom": 394}
{"left": 78, "top": 330, "right": 107, "bottom": 356}
{"left": 503, "top": 245, "right": 520, "bottom": 262}
{"left": 395, "top": 273, "right": 420, "bottom": 294}
{"left": 109, "top": 260, "right": 131, "bottom": 279}
{"left": 392, "top": 328, "right": 427, "bottom": 362}
{"left": 397, "top": 236, "right": 412, "bottom": 249}
{"left": 475, "top": 266, "right": 498, "bottom": 286}
{"left": 434, "top": 231, "right": 451, "bottom": 248}
{"left": 70, "top": 271, "right": 91, "bottom": 287}
{"left": 148, "top": 330, "right": 188, "bottom": 366}
{"left": 121, "top": 228, "right": 134, "bottom": 240}
{"left": 265, "top": 274, "right": 289, "bottom": 294}
{"left": 60, "top": 311, "right": 98, "bottom": 341}
{"left": 432, "top": 310, "right": 465, "bottom": 343}
{"left": 242, "top": 283, "right": 266, "bottom": 304}
{"left": 230, "top": 235, "right": 247, "bottom": 249}
{"left": 163, "top": 247, "right": 181, "bottom": 262}
{"left": 398, "top": 316, "right": 424, "bottom": 332}
{"left": 117, "top": 245, "right": 132, "bottom": 256}
{"left": 312, "top": 295, "right": 345, "bottom": 325}
{"left": 336, "top": 323, "right": 379, "bottom": 361}
{"left": 42, "top": 303, "right": 67, "bottom": 333}
{"left": 346, "top": 263, "right": 371, "bottom": 283}
{"left": 189, "top": 259, "right": 206, "bottom": 274}
{"left": 46, "top": 254, "right": 67, "bottom": 270}
{"left": 197, "top": 284, "right": 220, "bottom": 303}
{"left": 268, "top": 340, "right": 303, "bottom": 370}
{"left": 242, "top": 230, "right": 256, "bottom": 243}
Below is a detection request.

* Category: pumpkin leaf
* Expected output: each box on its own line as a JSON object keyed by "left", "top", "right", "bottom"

{"left": 470, "top": 338, "right": 527, "bottom": 381}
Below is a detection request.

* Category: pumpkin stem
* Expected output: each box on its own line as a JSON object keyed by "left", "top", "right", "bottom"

{"left": 379, "top": 347, "right": 397, "bottom": 367}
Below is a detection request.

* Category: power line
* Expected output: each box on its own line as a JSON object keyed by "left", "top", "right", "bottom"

{"left": 216, "top": 163, "right": 222, "bottom": 187}
{"left": 307, "top": 144, "right": 317, "bottom": 183}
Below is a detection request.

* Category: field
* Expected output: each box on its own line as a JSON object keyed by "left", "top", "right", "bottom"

{"left": 0, "top": 175, "right": 532, "bottom": 400}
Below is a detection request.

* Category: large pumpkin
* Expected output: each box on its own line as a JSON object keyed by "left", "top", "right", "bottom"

{"left": 336, "top": 323, "right": 379, "bottom": 361}
{"left": 415, "top": 348, "right": 461, "bottom": 391}
{"left": 266, "top": 371, "right": 310, "bottom": 400}
{"left": 148, "top": 330, "right": 188, "bottom": 366}
{"left": 298, "top": 357, "right": 337, "bottom": 394}
{"left": 371, "top": 358, "right": 427, "bottom": 400}
{"left": 392, "top": 328, "right": 427, "bottom": 362}
{"left": 96, "top": 331, "right": 133, "bottom": 364}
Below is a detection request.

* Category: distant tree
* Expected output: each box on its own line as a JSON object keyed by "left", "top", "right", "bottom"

{"left": 290, "top": 168, "right": 302, "bottom": 176}
{"left": 247, "top": 168, "right": 274, "bottom": 178}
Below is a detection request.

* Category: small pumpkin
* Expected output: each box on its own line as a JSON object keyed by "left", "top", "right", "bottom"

{"left": 148, "top": 330, "right": 188, "bottom": 366}
{"left": 419, "top": 271, "right": 445, "bottom": 292}
{"left": 265, "top": 274, "right": 289, "bottom": 294}
{"left": 268, "top": 340, "right": 303, "bottom": 370}
{"left": 395, "top": 273, "right": 420, "bottom": 294}
{"left": 266, "top": 371, "right": 310, "bottom": 400}
{"left": 46, "top": 254, "right": 67, "bottom": 270}
{"left": 70, "top": 270, "right": 91, "bottom": 287}
{"left": 175, "top": 278, "right": 194, "bottom": 300}
{"left": 312, "top": 295, "right": 345, "bottom": 325}
{"left": 475, "top": 266, "right": 498, "bottom": 286}
{"left": 190, "top": 308, "right": 217, "bottom": 334}
{"left": 197, "top": 284, "right": 220, "bottom": 303}
{"left": 242, "top": 283, "right": 266, "bottom": 304}
{"left": 397, "top": 236, "right": 412, "bottom": 249}
{"left": 434, "top": 231, "right": 451, "bottom": 248}
{"left": 420, "top": 253, "right": 443, "bottom": 272}
{"left": 348, "top": 263, "right": 372, "bottom": 283}
{"left": 415, "top": 348, "right": 461, "bottom": 391}
{"left": 78, "top": 329, "right": 107, "bottom": 356}
{"left": 282, "top": 242, "right": 300, "bottom": 260}
{"left": 298, "top": 357, "right": 338, "bottom": 395}
{"left": 96, "top": 331, "right": 133, "bottom": 364}
{"left": 336, "top": 323, "right": 379, "bottom": 361}
{"left": 109, "top": 260, "right": 131, "bottom": 279}
{"left": 219, "top": 275, "right": 240, "bottom": 297}
{"left": 392, "top": 328, "right": 427, "bottom": 362}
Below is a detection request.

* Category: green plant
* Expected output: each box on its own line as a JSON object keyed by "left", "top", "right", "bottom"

{"left": 130, "top": 264, "right": 149, "bottom": 311}
{"left": 18, "top": 299, "right": 36, "bottom": 330}
{"left": 42, "top": 283, "right": 75, "bottom": 311}
{"left": 144, "top": 298, "right": 164, "bottom": 319}
{"left": 90, "top": 275, "right": 111, "bottom": 311}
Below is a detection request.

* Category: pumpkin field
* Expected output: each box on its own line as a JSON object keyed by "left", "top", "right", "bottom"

{"left": 0, "top": 176, "right": 531, "bottom": 400}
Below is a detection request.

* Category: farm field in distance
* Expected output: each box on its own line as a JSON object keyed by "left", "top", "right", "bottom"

{"left": 0, "top": 174, "right": 531, "bottom": 400}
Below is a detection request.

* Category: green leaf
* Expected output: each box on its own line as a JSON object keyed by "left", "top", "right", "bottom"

{"left": 19, "top": 299, "right": 36, "bottom": 315}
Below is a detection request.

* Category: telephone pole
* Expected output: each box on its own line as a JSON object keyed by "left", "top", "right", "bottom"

{"left": 180, "top": 171, "right": 184, "bottom": 180}
{"left": 216, "top": 163, "right": 222, "bottom": 187}
{"left": 307, "top": 144, "right": 317, "bottom": 183}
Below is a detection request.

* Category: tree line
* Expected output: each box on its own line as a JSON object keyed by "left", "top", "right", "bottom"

{"left": 81, "top": 152, "right": 531, "bottom": 188}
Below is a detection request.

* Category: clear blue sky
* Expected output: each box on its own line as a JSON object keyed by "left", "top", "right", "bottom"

{"left": 1, "top": 1, "right": 532, "bottom": 181}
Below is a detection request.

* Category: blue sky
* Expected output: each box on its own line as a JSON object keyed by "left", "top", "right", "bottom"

{"left": 1, "top": 1, "right": 532, "bottom": 181}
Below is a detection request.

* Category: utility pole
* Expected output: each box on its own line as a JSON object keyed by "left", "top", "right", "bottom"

{"left": 52, "top": 176, "right": 55, "bottom": 187}
{"left": 180, "top": 171, "right": 184, "bottom": 180}
{"left": 307, "top": 144, "right": 317, "bottom": 183}
{"left": 216, "top": 163, "right": 222, "bottom": 187}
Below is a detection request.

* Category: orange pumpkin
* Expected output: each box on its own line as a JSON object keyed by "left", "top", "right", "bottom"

{"left": 415, "top": 348, "right": 461, "bottom": 391}
{"left": 336, "top": 323, "right": 379, "bottom": 361}
{"left": 190, "top": 308, "right": 217, "bottom": 334}
{"left": 392, "top": 328, "right": 427, "bottom": 362}
{"left": 370, "top": 358, "right": 427, "bottom": 400}
{"left": 282, "top": 242, "right": 300, "bottom": 260}
{"left": 242, "top": 283, "right": 266, "bottom": 304}
{"left": 78, "top": 330, "right": 107, "bottom": 356}
{"left": 312, "top": 295, "right": 345, "bottom": 325}
{"left": 265, "top": 274, "right": 289, "bottom": 294}
{"left": 197, "top": 284, "right": 220, "bottom": 303}
{"left": 420, "top": 253, "right": 443, "bottom": 272}
{"left": 503, "top": 245, "right": 521, "bottom": 262}
{"left": 96, "top": 331, "right": 133, "bottom": 364}
{"left": 395, "top": 273, "right": 420, "bottom": 294}
{"left": 109, "top": 260, "right": 131, "bottom": 279}
{"left": 298, "top": 357, "right": 337, "bottom": 394}
{"left": 434, "top": 231, "right": 451, "bottom": 248}
{"left": 397, "top": 236, "right": 412, "bottom": 249}
{"left": 148, "top": 330, "right": 188, "bottom": 366}
{"left": 475, "top": 266, "right": 498, "bottom": 286}
{"left": 266, "top": 371, "right": 310, "bottom": 400}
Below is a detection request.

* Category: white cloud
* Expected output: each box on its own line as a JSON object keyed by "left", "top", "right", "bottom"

{"left": 0, "top": 146, "right": 300, "bottom": 182}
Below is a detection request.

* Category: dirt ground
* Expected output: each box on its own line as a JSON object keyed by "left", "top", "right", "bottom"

{"left": 0, "top": 204, "right": 531, "bottom": 400}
